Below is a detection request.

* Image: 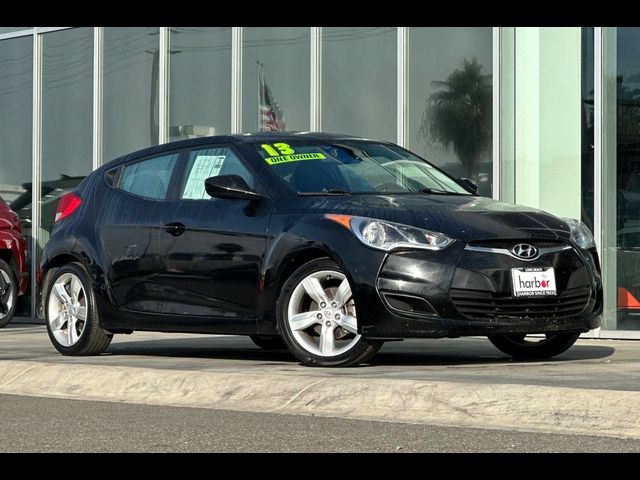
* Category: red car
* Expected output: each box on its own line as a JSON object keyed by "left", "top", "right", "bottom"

{"left": 0, "top": 197, "right": 28, "bottom": 327}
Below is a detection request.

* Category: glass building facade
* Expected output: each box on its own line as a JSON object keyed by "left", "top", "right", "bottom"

{"left": 0, "top": 27, "right": 634, "bottom": 337}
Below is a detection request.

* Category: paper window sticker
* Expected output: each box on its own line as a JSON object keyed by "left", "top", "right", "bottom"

{"left": 183, "top": 155, "right": 227, "bottom": 199}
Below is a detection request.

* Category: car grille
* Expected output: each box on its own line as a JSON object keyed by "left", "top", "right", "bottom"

{"left": 450, "top": 286, "right": 591, "bottom": 320}
{"left": 467, "top": 240, "right": 564, "bottom": 250}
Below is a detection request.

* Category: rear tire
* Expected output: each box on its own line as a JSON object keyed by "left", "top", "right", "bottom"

{"left": 249, "top": 334, "right": 286, "bottom": 350}
{"left": 45, "top": 263, "right": 112, "bottom": 355}
{"left": 0, "top": 258, "right": 17, "bottom": 328}
{"left": 488, "top": 332, "right": 581, "bottom": 359}
{"left": 277, "top": 258, "right": 383, "bottom": 367}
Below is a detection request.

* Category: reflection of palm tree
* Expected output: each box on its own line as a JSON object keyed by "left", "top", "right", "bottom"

{"left": 418, "top": 58, "right": 492, "bottom": 180}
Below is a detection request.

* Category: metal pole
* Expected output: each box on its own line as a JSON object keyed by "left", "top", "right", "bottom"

{"left": 593, "top": 27, "right": 603, "bottom": 257}
{"left": 31, "top": 32, "right": 42, "bottom": 320}
{"left": 92, "top": 27, "right": 103, "bottom": 170}
{"left": 492, "top": 27, "right": 501, "bottom": 201}
{"left": 159, "top": 27, "right": 169, "bottom": 144}
{"left": 397, "top": 27, "right": 408, "bottom": 147}
{"left": 310, "top": 27, "right": 321, "bottom": 131}
{"left": 257, "top": 61, "right": 261, "bottom": 131}
{"left": 231, "top": 27, "right": 242, "bottom": 133}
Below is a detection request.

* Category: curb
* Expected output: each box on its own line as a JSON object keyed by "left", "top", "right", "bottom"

{"left": 1, "top": 360, "right": 639, "bottom": 439}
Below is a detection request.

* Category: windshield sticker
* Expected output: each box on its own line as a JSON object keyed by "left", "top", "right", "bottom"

{"left": 264, "top": 153, "right": 326, "bottom": 165}
{"left": 261, "top": 143, "right": 295, "bottom": 156}
{"left": 183, "top": 155, "right": 226, "bottom": 199}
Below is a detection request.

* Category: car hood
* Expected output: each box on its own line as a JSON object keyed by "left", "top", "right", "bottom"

{"left": 274, "top": 194, "right": 572, "bottom": 243}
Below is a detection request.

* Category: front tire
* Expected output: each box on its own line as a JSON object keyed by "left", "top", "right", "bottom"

{"left": 488, "top": 332, "right": 581, "bottom": 359}
{"left": 45, "top": 263, "right": 112, "bottom": 355}
{"left": 277, "top": 258, "right": 383, "bottom": 367}
{"left": 0, "top": 258, "right": 17, "bottom": 328}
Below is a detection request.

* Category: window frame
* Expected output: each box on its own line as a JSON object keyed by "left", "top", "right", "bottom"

{"left": 110, "top": 148, "right": 185, "bottom": 202}
{"left": 104, "top": 166, "right": 122, "bottom": 187}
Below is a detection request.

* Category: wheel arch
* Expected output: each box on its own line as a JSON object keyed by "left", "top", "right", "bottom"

{"left": 0, "top": 229, "right": 27, "bottom": 292}
{"left": 39, "top": 230, "right": 106, "bottom": 292}
{"left": 274, "top": 247, "right": 337, "bottom": 298}
{"left": 39, "top": 251, "right": 92, "bottom": 319}
{"left": 260, "top": 244, "right": 348, "bottom": 334}
{"left": 0, "top": 249, "right": 19, "bottom": 281}
{"left": 0, "top": 248, "right": 13, "bottom": 265}
{"left": 41, "top": 252, "right": 89, "bottom": 285}
{"left": 258, "top": 215, "right": 384, "bottom": 335}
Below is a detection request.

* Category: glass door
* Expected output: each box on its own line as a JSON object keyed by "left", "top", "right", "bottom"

{"left": 604, "top": 27, "right": 640, "bottom": 331}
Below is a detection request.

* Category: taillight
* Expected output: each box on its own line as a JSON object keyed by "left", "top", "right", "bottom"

{"left": 54, "top": 193, "right": 82, "bottom": 223}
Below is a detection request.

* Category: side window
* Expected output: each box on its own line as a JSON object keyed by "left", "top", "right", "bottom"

{"left": 118, "top": 153, "right": 179, "bottom": 200}
{"left": 181, "top": 147, "right": 256, "bottom": 200}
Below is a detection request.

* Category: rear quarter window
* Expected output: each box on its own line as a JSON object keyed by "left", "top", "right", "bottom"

{"left": 118, "top": 153, "right": 179, "bottom": 200}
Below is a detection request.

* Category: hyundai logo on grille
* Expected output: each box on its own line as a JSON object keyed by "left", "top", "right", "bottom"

{"left": 511, "top": 243, "right": 538, "bottom": 259}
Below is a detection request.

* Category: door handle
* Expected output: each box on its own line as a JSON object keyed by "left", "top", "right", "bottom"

{"left": 164, "top": 222, "right": 185, "bottom": 237}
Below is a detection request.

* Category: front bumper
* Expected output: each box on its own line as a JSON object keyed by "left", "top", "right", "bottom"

{"left": 356, "top": 240, "right": 603, "bottom": 339}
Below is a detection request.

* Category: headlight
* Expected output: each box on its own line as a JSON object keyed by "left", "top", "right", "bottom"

{"left": 325, "top": 214, "right": 454, "bottom": 252}
{"left": 563, "top": 218, "right": 596, "bottom": 250}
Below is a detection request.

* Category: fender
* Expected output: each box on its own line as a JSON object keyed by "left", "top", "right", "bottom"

{"left": 38, "top": 167, "right": 128, "bottom": 323}
{"left": 258, "top": 213, "right": 387, "bottom": 334}
{"left": 38, "top": 229, "right": 109, "bottom": 311}
{"left": 40, "top": 233, "right": 105, "bottom": 286}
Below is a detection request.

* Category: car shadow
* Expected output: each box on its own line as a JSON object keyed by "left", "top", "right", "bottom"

{"left": 369, "top": 344, "right": 617, "bottom": 366}
{"left": 105, "top": 337, "right": 297, "bottom": 363}
{"left": 103, "top": 336, "right": 616, "bottom": 368}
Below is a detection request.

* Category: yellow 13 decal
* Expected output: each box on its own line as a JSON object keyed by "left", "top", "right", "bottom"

{"left": 261, "top": 143, "right": 295, "bottom": 156}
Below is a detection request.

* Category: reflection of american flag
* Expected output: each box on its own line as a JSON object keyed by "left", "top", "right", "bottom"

{"left": 258, "top": 61, "right": 286, "bottom": 132}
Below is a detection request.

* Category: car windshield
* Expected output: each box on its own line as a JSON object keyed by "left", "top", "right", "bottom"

{"left": 255, "top": 141, "right": 471, "bottom": 195}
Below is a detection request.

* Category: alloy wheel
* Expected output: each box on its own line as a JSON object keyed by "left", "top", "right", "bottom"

{"left": 0, "top": 269, "right": 14, "bottom": 320}
{"left": 286, "top": 270, "right": 360, "bottom": 357}
{"left": 47, "top": 272, "right": 88, "bottom": 347}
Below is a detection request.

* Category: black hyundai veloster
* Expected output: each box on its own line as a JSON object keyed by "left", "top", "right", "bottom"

{"left": 38, "top": 132, "right": 602, "bottom": 367}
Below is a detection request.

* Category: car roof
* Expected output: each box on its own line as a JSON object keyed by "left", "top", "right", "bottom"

{"left": 99, "top": 132, "right": 391, "bottom": 170}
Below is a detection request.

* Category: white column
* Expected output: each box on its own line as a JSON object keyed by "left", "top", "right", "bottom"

{"left": 310, "top": 27, "right": 322, "bottom": 131}
{"left": 158, "top": 27, "right": 170, "bottom": 144}
{"left": 492, "top": 27, "right": 501, "bottom": 200}
{"left": 396, "top": 27, "right": 408, "bottom": 147}
{"left": 599, "top": 27, "right": 619, "bottom": 331}
{"left": 514, "top": 27, "right": 582, "bottom": 220}
{"left": 499, "top": 27, "right": 516, "bottom": 204}
{"left": 231, "top": 27, "right": 242, "bottom": 134}
{"left": 92, "top": 27, "right": 103, "bottom": 170}
{"left": 31, "top": 33, "right": 42, "bottom": 319}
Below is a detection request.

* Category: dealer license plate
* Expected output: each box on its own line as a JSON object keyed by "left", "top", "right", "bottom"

{"left": 511, "top": 267, "right": 557, "bottom": 297}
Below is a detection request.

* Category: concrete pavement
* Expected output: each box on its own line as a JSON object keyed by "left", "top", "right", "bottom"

{"left": 4, "top": 393, "right": 640, "bottom": 452}
{"left": 1, "top": 323, "right": 639, "bottom": 440}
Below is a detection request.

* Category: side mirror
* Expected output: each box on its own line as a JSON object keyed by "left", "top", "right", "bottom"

{"left": 204, "top": 175, "right": 266, "bottom": 201}
{"left": 459, "top": 177, "right": 478, "bottom": 195}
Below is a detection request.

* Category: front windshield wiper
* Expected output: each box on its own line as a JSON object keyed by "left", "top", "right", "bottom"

{"left": 420, "top": 188, "right": 470, "bottom": 196}
{"left": 297, "top": 189, "right": 352, "bottom": 196}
